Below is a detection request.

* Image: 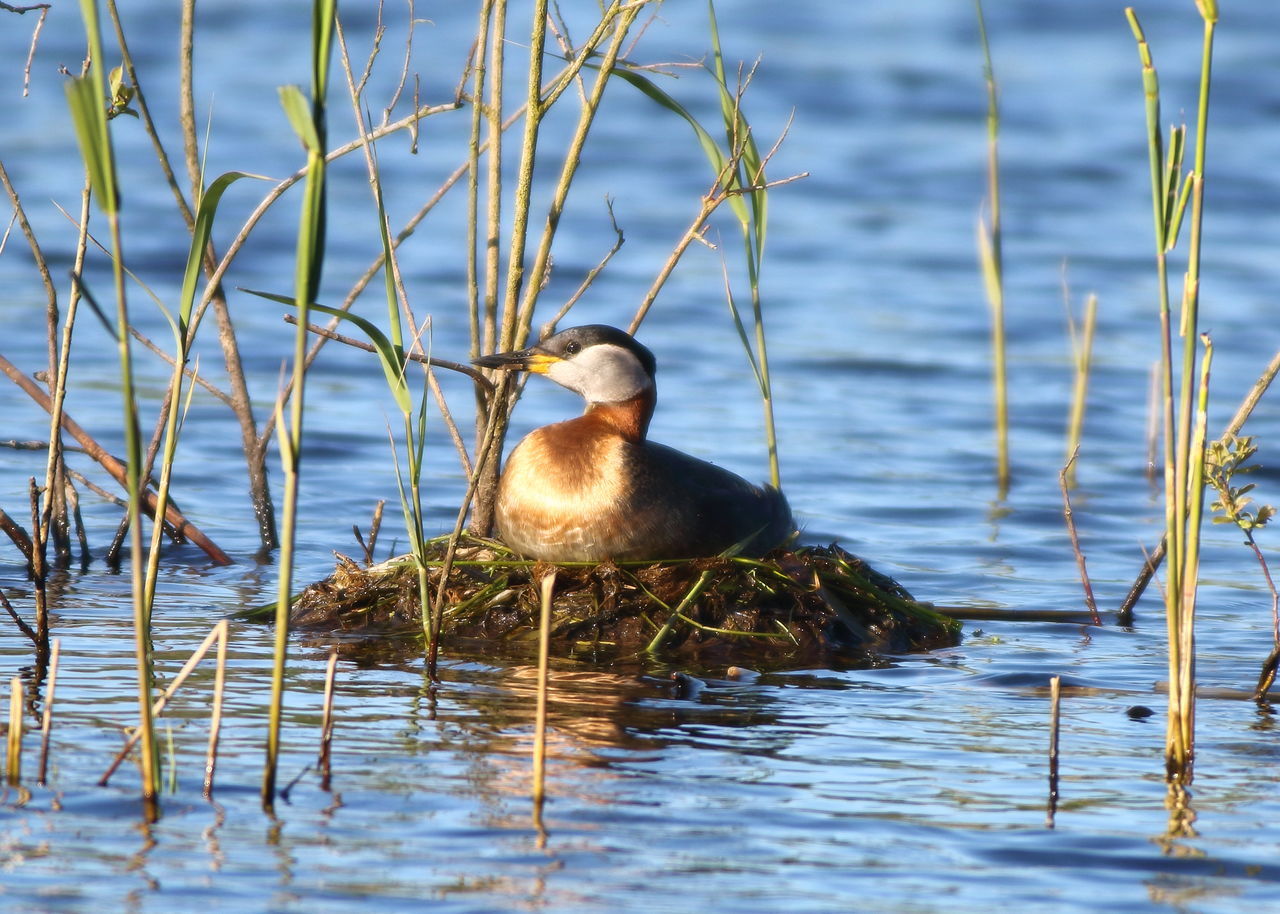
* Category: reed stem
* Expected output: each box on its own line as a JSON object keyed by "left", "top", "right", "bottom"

{"left": 1046, "top": 674, "right": 1061, "bottom": 828}
{"left": 203, "top": 623, "right": 228, "bottom": 798}
{"left": 66, "top": 0, "right": 160, "bottom": 807}
{"left": 1126, "top": 4, "right": 1216, "bottom": 789}
{"left": 974, "top": 0, "right": 1009, "bottom": 494}
{"left": 6, "top": 676, "right": 22, "bottom": 786}
{"left": 264, "top": 0, "right": 336, "bottom": 809}
{"left": 646, "top": 569, "right": 714, "bottom": 654}
{"left": 1065, "top": 293, "right": 1098, "bottom": 482}
{"left": 100, "top": 619, "right": 229, "bottom": 786}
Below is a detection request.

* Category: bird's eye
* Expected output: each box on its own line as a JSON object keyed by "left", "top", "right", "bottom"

{"left": 565, "top": 340, "right": 581, "bottom": 355}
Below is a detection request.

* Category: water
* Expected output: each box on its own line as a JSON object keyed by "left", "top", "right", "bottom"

{"left": 3, "top": 2, "right": 1280, "bottom": 911}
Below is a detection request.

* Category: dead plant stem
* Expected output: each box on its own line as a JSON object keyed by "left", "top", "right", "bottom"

{"left": 1060, "top": 450, "right": 1100, "bottom": 625}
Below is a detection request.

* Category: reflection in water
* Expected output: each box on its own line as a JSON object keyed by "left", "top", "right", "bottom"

{"left": 202, "top": 800, "right": 227, "bottom": 872}
{"left": 1163, "top": 783, "right": 1198, "bottom": 841}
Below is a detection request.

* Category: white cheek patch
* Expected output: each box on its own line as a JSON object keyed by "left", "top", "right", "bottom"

{"left": 546, "top": 344, "right": 651, "bottom": 403}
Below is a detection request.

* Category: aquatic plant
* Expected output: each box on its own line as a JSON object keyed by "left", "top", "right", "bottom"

{"left": 974, "top": 0, "right": 1009, "bottom": 494}
{"left": 259, "top": 0, "right": 336, "bottom": 809}
{"left": 1203, "top": 435, "right": 1279, "bottom": 698}
{"left": 1064, "top": 292, "right": 1098, "bottom": 486}
{"left": 2, "top": 0, "right": 815, "bottom": 811}
{"left": 1125, "top": 2, "right": 1216, "bottom": 811}
{"left": 64, "top": 0, "right": 158, "bottom": 808}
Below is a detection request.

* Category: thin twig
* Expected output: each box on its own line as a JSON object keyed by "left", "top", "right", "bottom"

{"left": 1046, "top": 674, "right": 1061, "bottom": 828}
{"left": 203, "top": 621, "right": 228, "bottom": 798}
{"left": 542, "top": 198, "right": 625, "bottom": 334}
{"left": 0, "top": 508, "right": 34, "bottom": 565}
{"left": 1061, "top": 449, "right": 1100, "bottom": 625}
{"left": 282, "top": 315, "right": 494, "bottom": 391}
{"left": 99, "top": 621, "right": 230, "bottom": 786}
{"left": 0, "top": 590, "right": 36, "bottom": 645}
{"left": 0, "top": 352, "right": 231, "bottom": 564}
{"left": 424, "top": 364, "right": 474, "bottom": 478}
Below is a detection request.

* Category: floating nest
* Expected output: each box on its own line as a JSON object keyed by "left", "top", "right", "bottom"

{"left": 266, "top": 535, "right": 960, "bottom": 666}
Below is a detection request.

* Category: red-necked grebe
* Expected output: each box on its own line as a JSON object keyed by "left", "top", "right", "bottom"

{"left": 474, "top": 324, "right": 793, "bottom": 562}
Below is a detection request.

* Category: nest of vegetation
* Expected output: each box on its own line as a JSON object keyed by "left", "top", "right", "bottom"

{"left": 273, "top": 535, "right": 960, "bottom": 666}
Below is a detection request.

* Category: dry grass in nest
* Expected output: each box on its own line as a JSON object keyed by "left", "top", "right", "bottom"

{"left": 254, "top": 536, "right": 960, "bottom": 667}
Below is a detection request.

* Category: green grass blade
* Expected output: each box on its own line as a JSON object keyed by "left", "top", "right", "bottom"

{"left": 707, "top": 0, "right": 766, "bottom": 258}
{"left": 264, "top": 0, "right": 336, "bottom": 811}
{"left": 65, "top": 78, "right": 118, "bottom": 215}
{"left": 278, "top": 85, "right": 323, "bottom": 153}
{"left": 178, "top": 172, "right": 259, "bottom": 332}
{"left": 66, "top": 0, "right": 117, "bottom": 214}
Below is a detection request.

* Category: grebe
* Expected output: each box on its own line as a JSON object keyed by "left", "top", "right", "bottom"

{"left": 473, "top": 324, "right": 793, "bottom": 562}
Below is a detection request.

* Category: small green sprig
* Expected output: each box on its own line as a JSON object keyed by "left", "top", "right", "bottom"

{"left": 1205, "top": 435, "right": 1276, "bottom": 536}
{"left": 106, "top": 65, "right": 137, "bottom": 119}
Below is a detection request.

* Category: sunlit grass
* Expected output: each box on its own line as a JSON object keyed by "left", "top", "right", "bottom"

{"left": 1125, "top": 2, "right": 1216, "bottom": 815}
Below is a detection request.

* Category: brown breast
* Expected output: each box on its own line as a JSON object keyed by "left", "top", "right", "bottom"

{"left": 494, "top": 401, "right": 644, "bottom": 562}
{"left": 492, "top": 392, "right": 792, "bottom": 562}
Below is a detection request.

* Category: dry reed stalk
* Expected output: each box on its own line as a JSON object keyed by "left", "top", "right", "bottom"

{"left": 203, "top": 623, "right": 228, "bottom": 798}
{"left": 6, "top": 676, "right": 22, "bottom": 786}
{"left": 100, "top": 620, "right": 229, "bottom": 786}
{"left": 974, "top": 0, "right": 1009, "bottom": 494}
{"left": 1145, "top": 361, "right": 1160, "bottom": 480}
{"left": 1, "top": 160, "right": 73, "bottom": 645}
{"left": 1064, "top": 293, "right": 1098, "bottom": 485}
{"left": 0, "top": 353, "right": 230, "bottom": 564}
{"left": 1060, "top": 451, "right": 1100, "bottom": 625}
{"left": 1046, "top": 675, "right": 1061, "bottom": 828}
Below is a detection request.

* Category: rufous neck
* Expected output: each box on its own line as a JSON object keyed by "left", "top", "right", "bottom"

{"left": 584, "top": 389, "right": 655, "bottom": 442}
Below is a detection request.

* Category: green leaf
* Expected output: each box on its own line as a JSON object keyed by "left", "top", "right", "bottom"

{"left": 279, "top": 85, "right": 322, "bottom": 153}
{"left": 707, "top": 0, "right": 766, "bottom": 259}
{"left": 723, "top": 278, "right": 762, "bottom": 390}
{"left": 66, "top": 0, "right": 119, "bottom": 214}
{"left": 178, "top": 172, "right": 263, "bottom": 339}
{"left": 65, "top": 76, "right": 118, "bottom": 215}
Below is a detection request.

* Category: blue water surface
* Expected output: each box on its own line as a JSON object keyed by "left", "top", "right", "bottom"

{"left": 3, "top": 2, "right": 1280, "bottom": 912}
